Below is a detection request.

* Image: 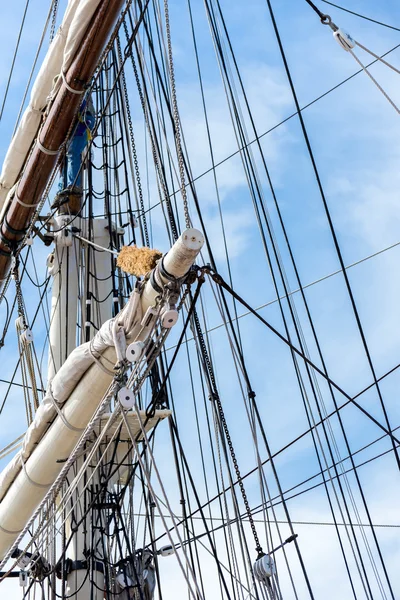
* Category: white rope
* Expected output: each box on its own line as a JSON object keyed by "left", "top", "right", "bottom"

{"left": 0, "top": 522, "right": 23, "bottom": 535}
{"left": 355, "top": 40, "right": 400, "bottom": 76}
{"left": 20, "top": 455, "right": 52, "bottom": 489}
{"left": 0, "top": 379, "right": 119, "bottom": 574}
{"left": 73, "top": 233, "right": 119, "bottom": 255}
{"left": 61, "top": 70, "right": 84, "bottom": 95}
{"left": 12, "top": 327, "right": 164, "bottom": 563}
{"left": 15, "top": 193, "right": 41, "bottom": 209}
{"left": 89, "top": 341, "right": 117, "bottom": 376}
{"left": 121, "top": 407, "right": 204, "bottom": 600}
{"left": 36, "top": 138, "right": 60, "bottom": 155}
{"left": 48, "top": 382, "right": 85, "bottom": 433}
{"left": 348, "top": 48, "right": 400, "bottom": 114}
{"left": 0, "top": 434, "right": 24, "bottom": 461}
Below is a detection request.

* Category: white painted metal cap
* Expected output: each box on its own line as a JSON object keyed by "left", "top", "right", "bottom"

{"left": 181, "top": 228, "right": 204, "bottom": 251}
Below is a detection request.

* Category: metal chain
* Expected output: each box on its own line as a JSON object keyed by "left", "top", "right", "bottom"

{"left": 49, "top": 0, "right": 60, "bottom": 43}
{"left": 12, "top": 258, "right": 27, "bottom": 328}
{"left": 214, "top": 394, "right": 263, "bottom": 556}
{"left": 177, "top": 283, "right": 191, "bottom": 311}
{"left": 123, "top": 18, "right": 178, "bottom": 241}
{"left": 13, "top": 257, "right": 40, "bottom": 419}
{"left": 116, "top": 34, "right": 150, "bottom": 247}
{"left": 190, "top": 295, "right": 263, "bottom": 556}
{"left": 163, "top": 0, "right": 190, "bottom": 230}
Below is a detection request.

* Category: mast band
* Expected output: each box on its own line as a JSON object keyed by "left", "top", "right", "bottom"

{"left": 0, "top": 231, "right": 13, "bottom": 253}
{"left": 66, "top": 559, "right": 104, "bottom": 574}
{"left": 159, "top": 255, "right": 188, "bottom": 283}
{"left": 3, "top": 218, "right": 28, "bottom": 237}
{"left": 150, "top": 269, "right": 163, "bottom": 294}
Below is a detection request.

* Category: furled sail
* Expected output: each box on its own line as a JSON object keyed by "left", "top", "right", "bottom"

{"left": 0, "top": 0, "right": 103, "bottom": 212}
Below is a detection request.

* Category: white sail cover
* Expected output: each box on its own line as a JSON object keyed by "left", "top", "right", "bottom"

{"left": 0, "top": 0, "right": 102, "bottom": 210}
{"left": 0, "top": 288, "right": 142, "bottom": 504}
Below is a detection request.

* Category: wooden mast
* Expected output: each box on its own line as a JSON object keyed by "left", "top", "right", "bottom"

{"left": 0, "top": 0, "right": 125, "bottom": 289}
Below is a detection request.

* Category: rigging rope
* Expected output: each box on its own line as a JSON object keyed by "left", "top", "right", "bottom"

{"left": 320, "top": 1, "right": 400, "bottom": 32}
{"left": 0, "top": 0, "right": 31, "bottom": 122}
{"left": 163, "top": 0, "right": 190, "bottom": 230}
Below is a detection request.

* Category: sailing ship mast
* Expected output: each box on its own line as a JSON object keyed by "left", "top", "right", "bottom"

{"left": 0, "top": 0, "right": 126, "bottom": 287}
{"left": 0, "top": 0, "right": 398, "bottom": 598}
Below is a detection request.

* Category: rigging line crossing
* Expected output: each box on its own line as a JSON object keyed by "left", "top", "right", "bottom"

{"left": 207, "top": 269, "right": 400, "bottom": 445}
{"left": 187, "top": 0, "right": 246, "bottom": 361}
{"left": 26, "top": 0, "right": 151, "bottom": 243}
{"left": 195, "top": 11, "right": 319, "bottom": 586}
{"left": 265, "top": 0, "right": 400, "bottom": 501}
{"left": 173, "top": 434, "right": 400, "bottom": 553}
{"left": 137, "top": 513, "right": 400, "bottom": 529}
{"left": 165, "top": 238, "right": 400, "bottom": 349}
{"left": 135, "top": 41, "right": 400, "bottom": 219}
{"left": 180, "top": 308, "right": 255, "bottom": 595}
{"left": 121, "top": 410, "right": 206, "bottom": 600}
{"left": 0, "top": 267, "right": 50, "bottom": 416}
{"left": 209, "top": 285, "right": 315, "bottom": 597}
{"left": 320, "top": 0, "right": 400, "bottom": 32}
{"left": 163, "top": 0, "right": 190, "bottom": 230}
{"left": 251, "top": 444, "right": 400, "bottom": 517}
{"left": 204, "top": 1, "right": 399, "bottom": 583}
{"left": 0, "top": 378, "right": 44, "bottom": 393}
{"left": 128, "top": 6, "right": 180, "bottom": 242}
{"left": 347, "top": 46, "right": 400, "bottom": 114}
{"left": 210, "top": 275, "right": 373, "bottom": 598}
{"left": 151, "top": 419, "right": 400, "bottom": 552}
{"left": 0, "top": 378, "right": 126, "bottom": 576}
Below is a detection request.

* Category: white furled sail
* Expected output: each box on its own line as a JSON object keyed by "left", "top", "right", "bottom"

{"left": 0, "top": 229, "right": 203, "bottom": 560}
{"left": 0, "top": 0, "right": 102, "bottom": 212}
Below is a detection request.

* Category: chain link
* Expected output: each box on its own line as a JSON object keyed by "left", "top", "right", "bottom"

{"left": 13, "top": 256, "right": 40, "bottom": 419}
{"left": 12, "top": 258, "right": 27, "bottom": 328}
{"left": 177, "top": 284, "right": 191, "bottom": 311}
{"left": 163, "top": 0, "right": 190, "bottom": 230}
{"left": 49, "top": 0, "right": 60, "bottom": 44}
{"left": 122, "top": 19, "right": 178, "bottom": 241}
{"left": 190, "top": 295, "right": 263, "bottom": 556}
{"left": 116, "top": 34, "right": 150, "bottom": 247}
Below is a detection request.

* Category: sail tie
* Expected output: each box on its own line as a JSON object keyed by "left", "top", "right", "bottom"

{"left": 47, "top": 382, "right": 85, "bottom": 434}
{"left": 15, "top": 191, "right": 41, "bottom": 209}
{"left": 20, "top": 455, "right": 52, "bottom": 489}
{"left": 36, "top": 138, "right": 60, "bottom": 156}
{"left": 61, "top": 70, "right": 84, "bottom": 95}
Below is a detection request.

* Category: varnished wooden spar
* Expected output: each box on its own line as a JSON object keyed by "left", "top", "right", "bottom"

{"left": 0, "top": 0, "right": 125, "bottom": 289}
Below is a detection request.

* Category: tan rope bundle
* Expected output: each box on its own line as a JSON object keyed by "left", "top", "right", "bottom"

{"left": 117, "top": 245, "right": 162, "bottom": 277}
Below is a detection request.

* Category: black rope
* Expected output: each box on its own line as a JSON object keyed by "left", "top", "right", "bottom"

{"left": 0, "top": 0, "right": 31, "bottom": 121}
{"left": 320, "top": 0, "right": 400, "bottom": 32}
{"left": 207, "top": 268, "right": 400, "bottom": 445}
{"left": 304, "top": 0, "right": 325, "bottom": 20}
{"left": 265, "top": 0, "right": 400, "bottom": 492}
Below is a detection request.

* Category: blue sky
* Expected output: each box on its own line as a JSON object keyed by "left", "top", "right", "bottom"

{"left": 0, "top": 0, "right": 400, "bottom": 598}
